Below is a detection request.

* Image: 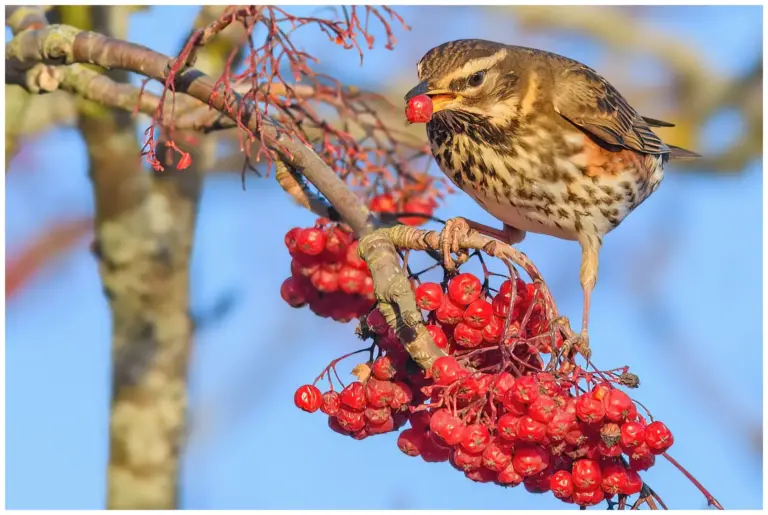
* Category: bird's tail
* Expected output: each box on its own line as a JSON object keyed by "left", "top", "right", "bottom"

{"left": 667, "top": 145, "right": 701, "bottom": 160}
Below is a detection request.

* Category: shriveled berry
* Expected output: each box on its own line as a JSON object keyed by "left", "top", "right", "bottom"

{"left": 296, "top": 227, "right": 327, "bottom": 255}
{"left": 460, "top": 423, "right": 492, "bottom": 453}
{"left": 294, "top": 384, "right": 322, "bottom": 412}
{"left": 463, "top": 299, "right": 493, "bottom": 329}
{"left": 397, "top": 428, "right": 425, "bottom": 456}
{"left": 550, "top": 469, "right": 575, "bottom": 499}
{"left": 576, "top": 394, "right": 606, "bottom": 424}
{"left": 512, "top": 443, "right": 550, "bottom": 477}
{"left": 601, "top": 464, "right": 629, "bottom": 495}
{"left": 340, "top": 381, "right": 366, "bottom": 411}
{"left": 447, "top": 273, "right": 482, "bottom": 306}
{"left": 453, "top": 322, "right": 484, "bottom": 348}
{"left": 620, "top": 421, "right": 646, "bottom": 449}
{"left": 415, "top": 282, "right": 444, "bottom": 311}
{"left": 645, "top": 420, "right": 674, "bottom": 453}
{"left": 405, "top": 94, "right": 434, "bottom": 123}
{"left": 425, "top": 324, "right": 449, "bottom": 350}
{"left": 571, "top": 459, "right": 602, "bottom": 491}
{"left": 320, "top": 391, "right": 341, "bottom": 416}
{"left": 600, "top": 422, "right": 621, "bottom": 448}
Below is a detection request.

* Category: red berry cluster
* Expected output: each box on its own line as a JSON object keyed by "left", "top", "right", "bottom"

{"left": 413, "top": 273, "right": 562, "bottom": 359}
{"left": 280, "top": 218, "right": 375, "bottom": 322}
{"left": 294, "top": 270, "right": 675, "bottom": 507}
{"left": 294, "top": 355, "right": 417, "bottom": 439}
{"left": 401, "top": 358, "right": 673, "bottom": 505}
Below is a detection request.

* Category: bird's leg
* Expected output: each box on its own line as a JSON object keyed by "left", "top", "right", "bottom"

{"left": 438, "top": 218, "right": 526, "bottom": 271}
{"left": 562, "top": 237, "right": 601, "bottom": 358}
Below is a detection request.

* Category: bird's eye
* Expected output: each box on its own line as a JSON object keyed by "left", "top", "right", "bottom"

{"left": 467, "top": 70, "right": 486, "bottom": 88}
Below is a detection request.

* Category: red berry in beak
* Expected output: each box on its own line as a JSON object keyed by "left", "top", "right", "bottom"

{"left": 405, "top": 94, "right": 433, "bottom": 123}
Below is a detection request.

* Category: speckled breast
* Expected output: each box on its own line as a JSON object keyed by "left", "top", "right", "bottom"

{"left": 427, "top": 114, "right": 664, "bottom": 242}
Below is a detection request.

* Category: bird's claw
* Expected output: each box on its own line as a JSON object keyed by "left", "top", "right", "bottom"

{"left": 551, "top": 316, "right": 591, "bottom": 359}
{"left": 439, "top": 217, "right": 471, "bottom": 272}
{"left": 562, "top": 332, "right": 591, "bottom": 360}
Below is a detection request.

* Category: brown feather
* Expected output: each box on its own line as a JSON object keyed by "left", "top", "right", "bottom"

{"left": 553, "top": 65, "right": 670, "bottom": 156}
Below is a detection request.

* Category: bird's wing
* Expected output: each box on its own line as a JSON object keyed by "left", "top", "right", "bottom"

{"left": 553, "top": 65, "right": 669, "bottom": 155}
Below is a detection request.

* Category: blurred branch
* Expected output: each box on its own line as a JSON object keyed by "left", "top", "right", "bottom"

{"left": 5, "top": 217, "right": 92, "bottom": 300}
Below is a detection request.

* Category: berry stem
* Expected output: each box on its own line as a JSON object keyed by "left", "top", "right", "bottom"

{"left": 662, "top": 452, "right": 723, "bottom": 510}
{"left": 313, "top": 346, "right": 373, "bottom": 387}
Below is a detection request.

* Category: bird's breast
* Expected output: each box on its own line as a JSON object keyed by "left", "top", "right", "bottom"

{"left": 427, "top": 121, "right": 664, "bottom": 241}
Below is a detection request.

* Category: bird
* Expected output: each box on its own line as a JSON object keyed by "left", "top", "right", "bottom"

{"left": 404, "top": 39, "right": 698, "bottom": 352}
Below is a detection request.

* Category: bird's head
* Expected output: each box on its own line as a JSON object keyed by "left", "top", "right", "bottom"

{"left": 405, "top": 39, "right": 527, "bottom": 125}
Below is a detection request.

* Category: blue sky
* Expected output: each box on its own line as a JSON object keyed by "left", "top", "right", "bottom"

{"left": 5, "top": 5, "right": 762, "bottom": 509}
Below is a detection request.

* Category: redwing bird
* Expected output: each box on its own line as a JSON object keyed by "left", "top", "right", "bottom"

{"left": 405, "top": 39, "right": 698, "bottom": 350}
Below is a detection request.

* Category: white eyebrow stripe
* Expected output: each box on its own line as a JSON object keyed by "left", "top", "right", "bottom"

{"left": 441, "top": 49, "right": 508, "bottom": 85}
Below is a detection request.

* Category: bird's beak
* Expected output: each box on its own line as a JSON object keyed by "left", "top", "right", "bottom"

{"left": 405, "top": 81, "right": 458, "bottom": 113}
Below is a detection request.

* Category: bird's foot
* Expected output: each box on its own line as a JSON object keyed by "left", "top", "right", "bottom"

{"left": 551, "top": 316, "right": 591, "bottom": 360}
{"left": 563, "top": 331, "right": 591, "bottom": 360}
{"left": 438, "top": 217, "right": 472, "bottom": 271}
